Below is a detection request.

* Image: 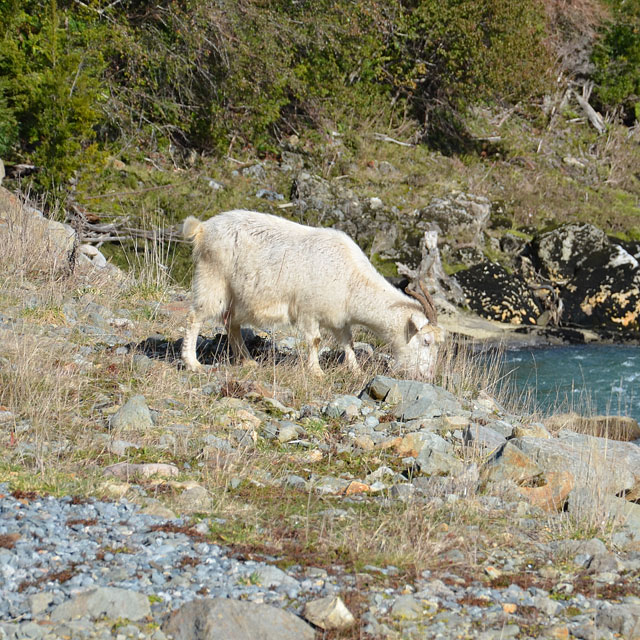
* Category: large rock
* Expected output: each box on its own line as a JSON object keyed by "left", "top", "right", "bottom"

{"left": 481, "top": 441, "right": 542, "bottom": 484}
{"left": 529, "top": 224, "right": 640, "bottom": 334}
{"left": 365, "top": 376, "right": 462, "bottom": 419}
{"left": 543, "top": 413, "right": 640, "bottom": 441}
{"left": 303, "top": 596, "right": 355, "bottom": 630}
{"left": 556, "top": 429, "right": 640, "bottom": 498}
{"left": 596, "top": 603, "right": 640, "bottom": 639}
{"left": 163, "top": 598, "right": 315, "bottom": 640}
{"left": 455, "top": 262, "right": 542, "bottom": 325}
{"left": 532, "top": 223, "right": 609, "bottom": 281}
{"left": 417, "top": 192, "right": 491, "bottom": 267}
{"left": 510, "top": 435, "right": 636, "bottom": 496}
{"left": 0, "top": 187, "right": 75, "bottom": 268}
{"left": 51, "top": 587, "right": 150, "bottom": 622}
{"left": 562, "top": 244, "right": 640, "bottom": 334}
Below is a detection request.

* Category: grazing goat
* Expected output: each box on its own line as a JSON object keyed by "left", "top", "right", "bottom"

{"left": 181, "top": 210, "right": 443, "bottom": 377}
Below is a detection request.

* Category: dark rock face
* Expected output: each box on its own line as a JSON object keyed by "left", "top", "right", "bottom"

{"left": 454, "top": 262, "right": 542, "bottom": 325}
{"left": 527, "top": 224, "right": 640, "bottom": 334}
{"left": 563, "top": 246, "right": 640, "bottom": 333}
{"left": 532, "top": 223, "right": 608, "bottom": 281}
{"left": 453, "top": 223, "right": 640, "bottom": 335}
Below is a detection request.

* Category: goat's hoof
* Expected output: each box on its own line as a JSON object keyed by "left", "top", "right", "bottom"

{"left": 183, "top": 360, "right": 204, "bottom": 373}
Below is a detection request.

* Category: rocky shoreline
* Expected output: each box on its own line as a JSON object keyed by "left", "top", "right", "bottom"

{"left": 1, "top": 475, "right": 640, "bottom": 640}
{"left": 2, "top": 287, "right": 640, "bottom": 639}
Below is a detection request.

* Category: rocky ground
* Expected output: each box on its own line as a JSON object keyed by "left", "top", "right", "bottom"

{"left": 2, "top": 190, "right": 640, "bottom": 640}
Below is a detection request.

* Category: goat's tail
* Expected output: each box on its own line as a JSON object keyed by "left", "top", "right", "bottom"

{"left": 182, "top": 216, "right": 204, "bottom": 243}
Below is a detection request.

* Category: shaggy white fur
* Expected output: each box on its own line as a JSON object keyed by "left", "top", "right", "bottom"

{"left": 182, "top": 210, "right": 443, "bottom": 377}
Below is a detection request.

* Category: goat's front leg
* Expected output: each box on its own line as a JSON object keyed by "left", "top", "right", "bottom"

{"left": 307, "top": 336, "right": 324, "bottom": 376}
{"left": 301, "top": 320, "right": 324, "bottom": 376}
{"left": 333, "top": 327, "right": 361, "bottom": 374}
{"left": 182, "top": 309, "right": 204, "bottom": 371}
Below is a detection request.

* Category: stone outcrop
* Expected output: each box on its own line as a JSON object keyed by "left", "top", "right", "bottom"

{"left": 454, "top": 262, "right": 542, "bottom": 324}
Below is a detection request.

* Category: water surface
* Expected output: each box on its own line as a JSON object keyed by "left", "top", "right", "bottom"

{"left": 500, "top": 344, "right": 640, "bottom": 420}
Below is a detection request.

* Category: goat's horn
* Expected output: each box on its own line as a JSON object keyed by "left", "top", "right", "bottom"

{"left": 406, "top": 281, "right": 438, "bottom": 326}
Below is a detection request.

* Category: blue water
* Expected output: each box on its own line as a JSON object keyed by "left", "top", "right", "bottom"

{"left": 500, "top": 345, "right": 640, "bottom": 421}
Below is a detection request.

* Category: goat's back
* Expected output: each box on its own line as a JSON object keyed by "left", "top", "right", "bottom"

{"left": 192, "top": 210, "right": 399, "bottom": 326}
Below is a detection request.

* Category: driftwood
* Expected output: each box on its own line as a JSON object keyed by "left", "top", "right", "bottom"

{"left": 396, "top": 226, "right": 466, "bottom": 313}
{"left": 573, "top": 82, "right": 606, "bottom": 134}
{"left": 66, "top": 203, "right": 186, "bottom": 246}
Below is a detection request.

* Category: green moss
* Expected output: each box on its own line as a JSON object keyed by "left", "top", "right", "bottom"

{"left": 370, "top": 253, "right": 399, "bottom": 278}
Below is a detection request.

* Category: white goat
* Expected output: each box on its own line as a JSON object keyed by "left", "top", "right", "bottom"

{"left": 181, "top": 210, "right": 443, "bottom": 377}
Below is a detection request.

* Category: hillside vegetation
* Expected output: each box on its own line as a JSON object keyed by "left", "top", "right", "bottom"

{"left": 0, "top": 1, "right": 638, "bottom": 205}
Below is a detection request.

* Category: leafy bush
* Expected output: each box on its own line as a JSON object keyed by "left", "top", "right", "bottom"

{"left": 0, "top": 0, "right": 106, "bottom": 196}
{"left": 0, "top": 0, "right": 588, "bottom": 194}
{"left": 0, "top": 91, "right": 18, "bottom": 157}
{"left": 385, "top": 0, "right": 553, "bottom": 150}
{"left": 591, "top": 1, "right": 640, "bottom": 123}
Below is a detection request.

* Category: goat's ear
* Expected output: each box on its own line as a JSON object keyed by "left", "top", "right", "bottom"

{"left": 406, "top": 313, "right": 428, "bottom": 341}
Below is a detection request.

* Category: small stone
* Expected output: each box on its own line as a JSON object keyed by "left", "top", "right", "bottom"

{"left": 303, "top": 596, "right": 355, "bottom": 630}
{"left": 442, "top": 415, "right": 470, "bottom": 430}
{"left": 313, "top": 476, "right": 350, "bottom": 495}
{"left": 391, "top": 594, "right": 423, "bottom": 620}
{"left": 513, "top": 422, "right": 552, "bottom": 438}
{"left": 343, "top": 481, "right": 370, "bottom": 496}
{"left": 464, "top": 424, "right": 507, "bottom": 451}
{"left": 103, "top": 462, "right": 179, "bottom": 479}
{"left": 324, "top": 395, "right": 362, "bottom": 419}
{"left": 29, "top": 591, "right": 54, "bottom": 616}
{"left": 353, "top": 435, "right": 375, "bottom": 450}
{"left": 108, "top": 439, "right": 140, "bottom": 456}
{"left": 277, "top": 423, "right": 300, "bottom": 443}
{"left": 174, "top": 485, "right": 211, "bottom": 513}
{"left": 391, "top": 483, "right": 416, "bottom": 502}
{"left": 484, "top": 566, "right": 502, "bottom": 579}
{"left": 132, "top": 354, "right": 153, "bottom": 373}
{"left": 110, "top": 395, "right": 153, "bottom": 431}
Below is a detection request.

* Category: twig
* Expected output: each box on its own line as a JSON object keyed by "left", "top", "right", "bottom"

{"left": 371, "top": 133, "right": 415, "bottom": 147}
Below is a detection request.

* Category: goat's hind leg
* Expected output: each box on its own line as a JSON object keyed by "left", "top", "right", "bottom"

{"left": 227, "top": 320, "right": 257, "bottom": 367}
{"left": 182, "top": 307, "right": 205, "bottom": 371}
{"left": 183, "top": 281, "right": 228, "bottom": 372}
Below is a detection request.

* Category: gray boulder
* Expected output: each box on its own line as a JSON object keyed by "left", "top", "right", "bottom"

{"left": 163, "top": 598, "right": 315, "bottom": 640}
{"left": 51, "top": 587, "right": 150, "bottom": 622}
{"left": 366, "top": 376, "right": 462, "bottom": 420}
{"left": 110, "top": 395, "right": 154, "bottom": 431}
{"left": 510, "top": 435, "right": 635, "bottom": 495}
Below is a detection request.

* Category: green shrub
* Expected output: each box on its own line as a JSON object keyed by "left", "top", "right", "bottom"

{"left": 0, "top": 0, "right": 106, "bottom": 197}
{"left": 0, "top": 91, "right": 18, "bottom": 157}
{"left": 591, "top": 1, "right": 640, "bottom": 123}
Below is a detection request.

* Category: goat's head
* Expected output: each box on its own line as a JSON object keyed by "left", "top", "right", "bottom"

{"left": 395, "top": 281, "right": 444, "bottom": 379}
